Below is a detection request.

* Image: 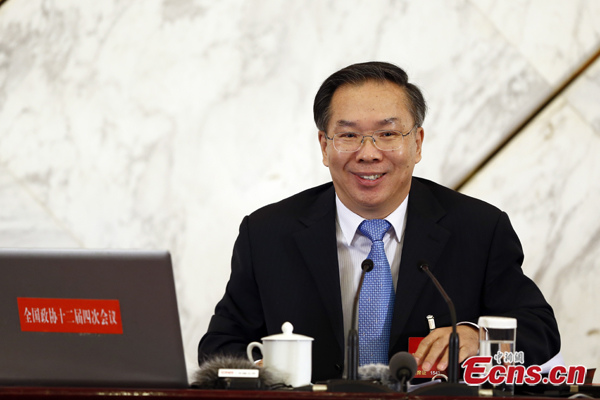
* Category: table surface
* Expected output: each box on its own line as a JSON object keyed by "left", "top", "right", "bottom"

{"left": 1, "top": 386, "right": 588, "bottom": 400}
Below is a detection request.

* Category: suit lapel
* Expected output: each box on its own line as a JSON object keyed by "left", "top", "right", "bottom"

{"left": 293, "top": 185, "right": 345, "bottom": 352}
{"left": 287, "top": 179, "right": 452, "bottom": 355}
{"left": 390, "top": 178, "right": 450, "bottom": 350}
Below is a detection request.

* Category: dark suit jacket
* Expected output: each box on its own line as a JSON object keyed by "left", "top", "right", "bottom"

{"left": 198, "top": 177, "right": 560, "bottom": 382}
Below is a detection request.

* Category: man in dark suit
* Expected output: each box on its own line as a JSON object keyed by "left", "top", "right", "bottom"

{"left": 198, "top": 62, "right": 560, "bottom": 382}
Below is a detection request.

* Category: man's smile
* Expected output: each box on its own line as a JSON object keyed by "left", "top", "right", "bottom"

{"left": 356, "top": 173, "right": 385, "bottom": 182}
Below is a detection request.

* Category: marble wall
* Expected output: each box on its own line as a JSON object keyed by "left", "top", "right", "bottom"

{"left": 461, "top": 56, "right": 600, "bottom": 375}
{"left": 1, "top": 0, "right": 599, "bottom": 380}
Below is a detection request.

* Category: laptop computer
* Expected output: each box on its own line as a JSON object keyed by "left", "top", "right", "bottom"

{"left": 0, "top": 248, "right": 188, "bottom": 388}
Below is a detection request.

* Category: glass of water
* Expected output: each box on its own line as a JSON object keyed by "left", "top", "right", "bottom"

{"left": 478, "top": 316, "right": 517, "bottom": 394}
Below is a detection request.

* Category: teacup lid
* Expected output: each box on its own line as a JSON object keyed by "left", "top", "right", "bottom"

{"left": 261, "top": 322, "right": 314, "bottom": 341}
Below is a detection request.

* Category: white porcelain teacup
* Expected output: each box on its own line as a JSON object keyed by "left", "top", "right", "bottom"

{"left": 246, "top": 322, "right": 313, "bottom": 387}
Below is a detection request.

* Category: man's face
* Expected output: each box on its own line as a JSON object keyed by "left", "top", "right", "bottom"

{"left": 318, "top": 80, "right": 424, "bottom": 219}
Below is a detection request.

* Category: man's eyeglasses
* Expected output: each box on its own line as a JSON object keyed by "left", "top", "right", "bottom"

{"left": 324, "top": 125, "right": 417, "bottom": 152}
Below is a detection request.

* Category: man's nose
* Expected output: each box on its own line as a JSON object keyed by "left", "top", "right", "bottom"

{"left": 356, "top": 135, "right": 382, "bottom": 161}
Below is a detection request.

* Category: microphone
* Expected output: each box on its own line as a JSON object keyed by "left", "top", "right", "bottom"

{"left": 329, "top": 352, "right": 415, "bottom": 392}
{"left": 389, "top": 351, "right": 417, "bottom": 392}
{"left": 315, "top": 259, "right": 392, "bottom": 393}
{"left": 418, "top": 262, "right": 459, "bottom": 383}
{"left": 346, "top": 259, "right": 374, "bottom": 380}
{"left": 411, "top": 261, "right": 479, "bottom": 396}
{"left": 192, "top": 355, "right": 280, "bottom": 390}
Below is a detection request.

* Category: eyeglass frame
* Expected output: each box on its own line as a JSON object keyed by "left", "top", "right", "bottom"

{"left": 323, "top": 124, "right": 419, "bottom": 153}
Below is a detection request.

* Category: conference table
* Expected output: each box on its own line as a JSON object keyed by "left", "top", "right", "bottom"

{"left": 1, "top": 386, "right": 598, "bottom": 400}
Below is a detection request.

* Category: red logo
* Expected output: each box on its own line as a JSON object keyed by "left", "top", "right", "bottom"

{"left": 18, "top": 297, "right": 123, "bottom": 334}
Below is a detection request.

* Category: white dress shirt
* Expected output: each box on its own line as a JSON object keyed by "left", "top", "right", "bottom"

{"left": 335, "top": 194, "right": 409, "bottom": 349}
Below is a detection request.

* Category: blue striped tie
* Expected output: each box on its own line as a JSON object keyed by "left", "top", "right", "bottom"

{"left": 358, "top": 219, "right": 394, "bottom": 365}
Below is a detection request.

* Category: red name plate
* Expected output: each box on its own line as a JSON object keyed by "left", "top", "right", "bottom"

{"left": 17, "top": 297, "right": 123, "bottom": 334}
{"left": 408, "top": 337, "right": 443, "bottom": 378}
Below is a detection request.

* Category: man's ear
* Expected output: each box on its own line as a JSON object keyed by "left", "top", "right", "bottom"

{"left": 318, "top": 131, "right": 330, "bottom": 167}
{"left": 414, "top": 126, "right": 424, "bottom": 164}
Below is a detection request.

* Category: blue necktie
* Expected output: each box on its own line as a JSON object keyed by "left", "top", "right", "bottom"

{"left": 358, "top": 219, "right": 395, "bottom": 365}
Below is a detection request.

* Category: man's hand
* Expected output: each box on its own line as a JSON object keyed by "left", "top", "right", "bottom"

{"left": 412, "top": 325, "right": 478, "bottom": 371}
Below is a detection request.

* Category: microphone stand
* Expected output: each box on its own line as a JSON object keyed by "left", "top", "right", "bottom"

{"left": 346, "top": 259, "right": 372, "bottom": 380}
{"left": 410, "top": 262, "right": 479, "bottom": 396}
{"left": 419, "top": 263, "right": 459, "bottom": 383}
{"left": 318, "top": 259, "right": 392, "bottom": 393}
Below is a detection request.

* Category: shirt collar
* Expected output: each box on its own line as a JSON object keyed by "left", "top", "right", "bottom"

{"left": 335, "top": 195, "right": 409, "bottom": 245}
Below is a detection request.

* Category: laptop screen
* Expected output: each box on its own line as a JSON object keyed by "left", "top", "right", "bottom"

{"left": 0, "top": 248, "right": 188, "bottom": 388}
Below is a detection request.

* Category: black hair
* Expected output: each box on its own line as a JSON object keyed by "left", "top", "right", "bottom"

{"left": 313, "top": 61, "right": 427, "bottom": 131}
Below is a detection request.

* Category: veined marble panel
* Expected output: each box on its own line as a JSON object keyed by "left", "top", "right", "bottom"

{"left": 1, "top": 0, "right": 599, "bottom": 377}
{"left": 472, "top": 0, "right": 600, "bottom": 85}
{"left": 0, "top": 165, "right": 81, "bottom": 248}
{"left": 566, "top": 57, "right": 600, "bottom": 134}
{"left": 460, "top": 60, "right": 600, "bottom": 371}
